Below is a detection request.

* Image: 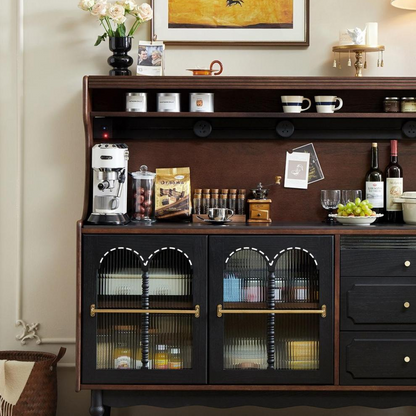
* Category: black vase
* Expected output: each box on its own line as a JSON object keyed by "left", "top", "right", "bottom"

{"left": 107, "top": 36, "right": 134, "bottom": 76}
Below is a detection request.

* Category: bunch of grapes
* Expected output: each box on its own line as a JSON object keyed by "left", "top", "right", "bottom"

{"left": 337, "top": 198, "right": 376, "bottom": 217}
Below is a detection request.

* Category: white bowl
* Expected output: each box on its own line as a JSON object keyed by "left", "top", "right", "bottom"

{"left": 328, "top": 214, "right": 383, "bottom": 226}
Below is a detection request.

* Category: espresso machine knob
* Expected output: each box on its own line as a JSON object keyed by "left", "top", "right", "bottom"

{"left": 98, "top": 181, "right": 110, "bottom": 191}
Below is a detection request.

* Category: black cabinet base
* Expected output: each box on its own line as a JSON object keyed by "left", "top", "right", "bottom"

{"left": 100, "top": 390, "right": 416, "bottom": 410}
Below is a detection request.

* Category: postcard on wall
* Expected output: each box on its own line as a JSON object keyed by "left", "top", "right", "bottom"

{"left": 284, "top": 151, "right": 310, "bottom": 189}
{"left": 136, "top": 41, "right": 165, "bottom": 76}
{"left": 292, "top": 143, "right": 324, "bottom": 184}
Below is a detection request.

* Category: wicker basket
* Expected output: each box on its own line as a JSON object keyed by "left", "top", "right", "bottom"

{"left": 0, "top": 347, "right": 66, "bottom": 416}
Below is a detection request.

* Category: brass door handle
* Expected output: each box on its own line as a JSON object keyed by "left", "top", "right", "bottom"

{"left": 404, "top": 302, "right": 411, "bottom": 309}
{"left": 216, "top": 304, "right": 326, "bottom": 318}
{"left": 405, "top": 261, "right": 411, "bottom": 267}
{"left": 90, "top": 304, "right": 200, "bottom": 318}
{"left": 404, "top": 356, "right": 411, "bottom": 363}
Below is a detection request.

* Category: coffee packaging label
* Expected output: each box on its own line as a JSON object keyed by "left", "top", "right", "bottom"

{"left": 155, "top": 167, "right": 191, "bottom": 220}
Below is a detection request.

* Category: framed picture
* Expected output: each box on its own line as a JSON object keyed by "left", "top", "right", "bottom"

{"left": 136, "top": 41, "right": 165, "bottom": 76}
{"left": 152, "top": 0, "right": 309, "bottom": 46}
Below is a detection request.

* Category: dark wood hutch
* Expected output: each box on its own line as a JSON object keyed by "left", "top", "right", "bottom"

{"left": 78, "top": 76, "right": 416, "bottom": 415}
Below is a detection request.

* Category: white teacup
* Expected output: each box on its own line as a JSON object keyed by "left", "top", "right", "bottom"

{"left": 315, "top": 96, "right": 343, "bottom": 113}
{"left": 281, "top": 96, "right": 311, "bottom": 113}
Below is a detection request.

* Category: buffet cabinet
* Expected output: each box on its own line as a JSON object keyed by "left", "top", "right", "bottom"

{"left": 78, "top": 76, "right": 416, "bottom": 414}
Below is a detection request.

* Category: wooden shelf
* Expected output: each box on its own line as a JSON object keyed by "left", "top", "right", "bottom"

{"left": 92, "top": 111, "right": 416, "bottom": 119}
{"left": 87, "top": 75, "right": 416, "bottom": 91}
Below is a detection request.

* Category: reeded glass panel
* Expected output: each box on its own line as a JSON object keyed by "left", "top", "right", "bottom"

{"left": 97, "top": 314, "right": 142, "bottom": 370}
{"left": 222, "top": 247, "right": 320, "bottom": 372}
{"left": 147, "top": 249, "right": 193, "bottom": 370}
{"left": 96, "top": 248, "right": 143, "bottom": 370}
{"left": 275, "top": 315, "right": 319, "bottom": 370}
{"left": 275, "top": 248, "right": 319, "bottom": 305}
{"left": 224, "top": 315, "right": 268, "bottom": 370}
{"left": 223, "top": 250, "right": 268, "bottom": 308}
{"left": 274, "top": 248, "right": 320, "bottom": 370}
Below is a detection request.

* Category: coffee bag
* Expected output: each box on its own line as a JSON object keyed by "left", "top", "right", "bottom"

{"left": 155, "top": 167, "right": 191, "bottom": 220}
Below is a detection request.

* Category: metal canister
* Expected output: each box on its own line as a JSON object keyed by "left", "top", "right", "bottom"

{"left": 189, "top": 93, "right": 214, "bottom": 112}
{"left": 126, "top": 92, "right": 147, "bottom": 112}
{"left": 157, "top": 93, "right": 181, "bottom": 112}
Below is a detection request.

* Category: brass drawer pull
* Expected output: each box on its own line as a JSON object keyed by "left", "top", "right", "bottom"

{"left": 404, "top": 302, "right": 411, "bottom": 309}
{"left": 405, "top": 260, "right": 411, "bottom": 267}
{"left": 90, "top": 304, "right": 200, "bottom": 318}
{"left": 217, "top": 304, "right": 326, "bottom": 318}
{"left": 404, "top": 356, "right": 411, "bottom": 363}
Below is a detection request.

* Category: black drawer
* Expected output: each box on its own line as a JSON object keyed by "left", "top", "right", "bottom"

{"left": 341, "top": 333, "right": 416, "bottom": 385}
{"left": 341, "top": 249, "right": 416, "bottom": 277}
{"left": 341, "top": 236, "right": 416, "bottom": 277}
{"left": 341, "top": 278, "right": 416, "bottom": 330}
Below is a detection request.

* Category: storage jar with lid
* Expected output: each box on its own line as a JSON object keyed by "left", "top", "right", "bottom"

{"left": 131, "top": 165, "right": 156, "bottom": 221}
{"left": 383, "top": 97, "right": 399, "bottom": 113}
{"left": 401, "top": 97, "right": 416, "bottom": 113}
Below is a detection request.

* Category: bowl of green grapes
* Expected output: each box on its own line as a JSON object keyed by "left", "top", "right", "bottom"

{"left": 329, "top": 198, "right": 383, "bottom": 225}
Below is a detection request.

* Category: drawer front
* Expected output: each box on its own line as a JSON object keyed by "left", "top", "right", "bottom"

{"left": 341, "top": 278, "right": 416, "bottom": 330}
{"left": 341, "top": 236, "right": 416, "bottom": 277}
{"left": 341, "top": 249, "right": 416, "bottom": 277}
{"left": 341, "top": 333, "right": 416, "bottom": 385}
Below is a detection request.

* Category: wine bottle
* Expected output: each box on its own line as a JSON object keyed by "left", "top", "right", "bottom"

{"left": 385, "top": 140, "right": 403, "bottom": 223}
{"left": 365, "top": 142, "right": 384, "bottom": 215}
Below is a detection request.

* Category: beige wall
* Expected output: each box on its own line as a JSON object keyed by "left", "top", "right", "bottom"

{"left": 1, "top": 0, "right": 416, "bottom": 415}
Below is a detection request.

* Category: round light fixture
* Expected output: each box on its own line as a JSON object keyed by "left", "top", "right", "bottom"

{"left": 391, "top": 0, "right": 416, "bottom": 10}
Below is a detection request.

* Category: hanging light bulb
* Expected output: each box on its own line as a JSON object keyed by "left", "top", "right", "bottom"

{"left": 391, "top": 0, "right": 416, "bottom": 9}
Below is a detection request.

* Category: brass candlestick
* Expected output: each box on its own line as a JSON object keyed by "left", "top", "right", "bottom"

{"left": 332, "top": 45, "right": 385, "bottom": 77}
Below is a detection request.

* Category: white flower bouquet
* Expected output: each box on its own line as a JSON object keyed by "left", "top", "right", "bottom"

{"left": 78, "top": 0, "right": 153, "bottom": 45}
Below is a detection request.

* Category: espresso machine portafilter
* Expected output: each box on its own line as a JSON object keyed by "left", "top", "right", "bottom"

{"left": 87, "top": 143, "right": 130, "bottom": 225}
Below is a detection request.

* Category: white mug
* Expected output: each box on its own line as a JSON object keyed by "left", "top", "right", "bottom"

{"left": 315, "top": 96, "right": 343, "bottom": 113}
{"left": 281, "top": 96, "right": 311, "bottom": 113}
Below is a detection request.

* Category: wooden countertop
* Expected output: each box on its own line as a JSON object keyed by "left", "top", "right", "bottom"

{"left": 82, "top": 221, "right": 416, "bottom": 235}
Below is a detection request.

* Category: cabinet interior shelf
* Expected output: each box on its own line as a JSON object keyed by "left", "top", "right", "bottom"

{"left": 92, "top": 111, "right": 416, "bottom": 119}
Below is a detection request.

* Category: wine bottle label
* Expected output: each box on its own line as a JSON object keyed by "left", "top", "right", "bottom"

{"left": 365, "top": 181, "right": 384, "bottom": 208}
{"left": 386, "top": 178, "right": 403, "bottom": 211}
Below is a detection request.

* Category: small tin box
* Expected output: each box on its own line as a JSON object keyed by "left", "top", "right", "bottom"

{"left": 157, "top": 93, "right": 180, "bottom": 112}
{"left": 189, "top": 93, "right": 214, "bottom": 112}
{"left": 126, "top": 92, "right": 147, "bottom": 112}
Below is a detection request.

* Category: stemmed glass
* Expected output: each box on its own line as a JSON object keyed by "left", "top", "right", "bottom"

{"left": 341, "top": 190, "right": 362, "bottom": 205}
{"left": 321, "top": 190, "right": 341, "bottom": 223}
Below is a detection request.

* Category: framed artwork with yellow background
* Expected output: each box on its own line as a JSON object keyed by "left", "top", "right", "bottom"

{"left": 152, "top": 0, "right": 309, "bottom": 45}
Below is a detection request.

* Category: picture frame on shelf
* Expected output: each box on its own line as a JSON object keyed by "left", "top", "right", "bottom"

{"left": 151, "top": 0, "right": 309, "bottom": 46}
{"left": 136, "top": 41, "right": 165, "bottom": 76}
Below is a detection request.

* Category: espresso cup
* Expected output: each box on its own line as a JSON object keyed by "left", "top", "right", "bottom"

{"left": 315, "top": 96, "right": 343, "bottom": 113}
{"left": 208, "top": 208, "right": 234, "bottom": 222}
{"left": 281, "top": 96, "right": 311, "bottom": 113}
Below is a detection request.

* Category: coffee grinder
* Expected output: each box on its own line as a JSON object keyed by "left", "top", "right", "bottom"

{"left": 87, "top": 143, "right": 130, "bottom": 225}
{"left": 247, "top": 176, "right": 282, "bottom": 223}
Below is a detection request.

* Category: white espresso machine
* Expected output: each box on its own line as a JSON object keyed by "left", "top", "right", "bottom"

{"left": 87, "top": 143, "right": 130, "bottom": 225}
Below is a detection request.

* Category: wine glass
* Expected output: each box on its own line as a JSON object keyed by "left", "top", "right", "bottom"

{"left": 321, "top": 190, "right": 341, "bottom": 223}
{"left": 341, "top": 189, "right": 362, "bottom": 205}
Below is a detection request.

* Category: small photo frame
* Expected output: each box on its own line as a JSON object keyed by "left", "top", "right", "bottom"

{"left": 284, "top": 151, "right": 310, "bottom": 189}
{"left": 136, "top": 41, "right": 165, "bottom": 76}
{"left": 292, "top": 143, "right": 325, "bottom": 184}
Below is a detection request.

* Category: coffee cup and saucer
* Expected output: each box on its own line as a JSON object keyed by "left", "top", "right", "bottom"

{"left": 197, "top": 208, "right": 234, "bottom": 225}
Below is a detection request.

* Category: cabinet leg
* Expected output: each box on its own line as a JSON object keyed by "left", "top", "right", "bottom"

{"left": 90, "top": 390, "right": 110, "bottom": 416}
